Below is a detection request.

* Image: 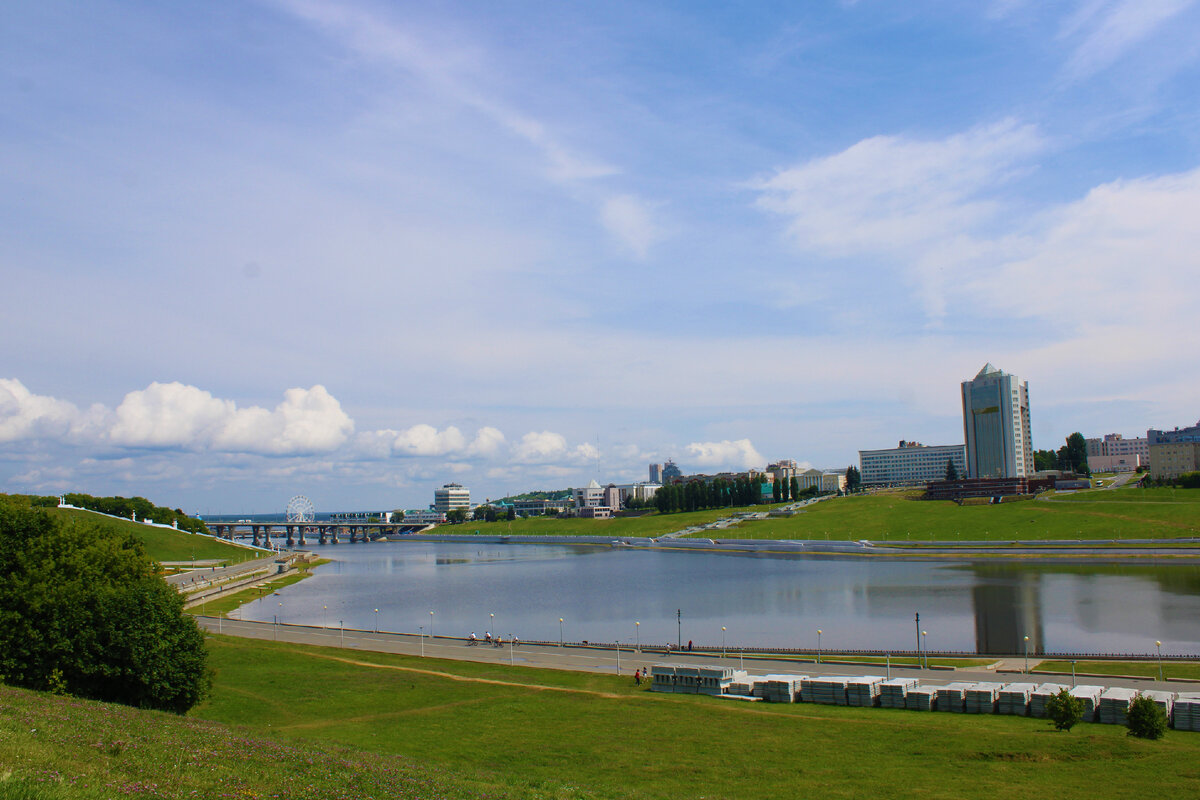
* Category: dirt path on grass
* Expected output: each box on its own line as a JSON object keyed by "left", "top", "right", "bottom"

{"left": 286, "top": 646, "right": 629, "bottom": 699}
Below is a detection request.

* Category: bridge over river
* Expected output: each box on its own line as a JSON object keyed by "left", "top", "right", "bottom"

{"left": 207, "top": 521, "right": 433, "bottom": 547}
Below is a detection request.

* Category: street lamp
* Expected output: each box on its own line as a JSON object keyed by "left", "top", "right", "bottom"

{"left": 722, "top": 627, "right": 726, "bottom": 660}
{"left": 419, "top": 625, "right": 424, "bottom": 657}
{"left": 635, "top": 621, "right": 640, "bottom": 652}
{"left": 921, "top": 630, "right": 927, "bottom": 669}
{"left": 323, "top": 605, "right": 327, "bottom": 629}
{"left": 339, "top": 620, "right": 344, "bottom": 648}
{"left": 1023, "top": 635, "right": 1030, "bottom": 672}
{"left": 616, "top": 640, "right": 621, "bottom": 674}
{"left": 1157, "top": 640, "right": 1164, "bottom": 681}
{"left": 374, "top": 608, "right": 379, "bottom": 633}
{"left": 817, "top": 629, "right": 822, "bottom": 663}
{"left": 430, "top": 610, "right": 434, "bottom": 640}
{"left": 559, "top": 618, "right": 564, "bottom": 647}
{"left": 490, "top": 613, "right": 495, "bottom": 637}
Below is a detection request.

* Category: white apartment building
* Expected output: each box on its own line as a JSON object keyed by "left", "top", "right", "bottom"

{"left": 961, "top": 363, "right": 1033, "bottom": 479}
{"left": 858, "top": 443, "right": 967, "bottom": 487}
{"left": 573, "top": 479, "right": 605, "bottom": 509}
{"left": 433, "top": 483, "right": 470, "bottom": 514}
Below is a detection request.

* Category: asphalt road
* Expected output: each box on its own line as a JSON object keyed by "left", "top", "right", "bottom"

{"left": 196, "top": 616, "right": 1199, "bottom": 694}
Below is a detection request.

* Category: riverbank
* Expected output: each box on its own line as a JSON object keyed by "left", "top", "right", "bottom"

{"left": 394, "top": 531, "right": 1200, "bottom": 562}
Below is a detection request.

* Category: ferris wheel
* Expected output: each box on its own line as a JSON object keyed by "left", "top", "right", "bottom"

{"left": 285, "top": 494, "right": 315, "bottom": 523}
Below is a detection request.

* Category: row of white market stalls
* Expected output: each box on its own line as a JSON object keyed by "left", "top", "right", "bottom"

{"left": 649, "top": 664, "right": 1199, "bottom": 730}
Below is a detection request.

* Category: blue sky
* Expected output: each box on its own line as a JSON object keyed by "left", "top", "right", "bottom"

{"left": 3, "top": 0, "right": 1199, "bottom": 514}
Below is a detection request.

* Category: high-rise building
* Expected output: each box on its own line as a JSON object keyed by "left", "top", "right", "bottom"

{"left": 649, "top": 463, "right": 663, "bottom": 483}
{"left": 961, "top": 363, "right": 1033, "bottom": 479}
{"left": 661, "top": 459, "right": 683, "bottom": 483}
{"left": 433, "top": 482, "right": 470, "bottom": 514}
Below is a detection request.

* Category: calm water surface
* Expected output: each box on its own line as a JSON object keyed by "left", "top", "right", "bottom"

{"left": 236, "top": 541, "right": 1200, "bottom": 656}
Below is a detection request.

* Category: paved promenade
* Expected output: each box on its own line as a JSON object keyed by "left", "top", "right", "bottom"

{"left": 196, "top": 616, "right": 1200, "bottom": 694}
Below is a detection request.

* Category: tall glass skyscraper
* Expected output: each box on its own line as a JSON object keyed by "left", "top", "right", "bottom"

{"left": 961, "top": 363, "right": 1033, "bottom": 478}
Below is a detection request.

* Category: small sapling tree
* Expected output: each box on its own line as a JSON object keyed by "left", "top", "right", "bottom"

{"left": 1045, "top": 688, "right": 1085, "bottom": 732}
{"left": 1127, "top": 695, "right": 1168, "bottom": 739}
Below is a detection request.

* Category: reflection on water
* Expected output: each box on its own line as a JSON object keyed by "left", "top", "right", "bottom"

{"left": 236, "top": 542, "right": 1200, "bottom": 656}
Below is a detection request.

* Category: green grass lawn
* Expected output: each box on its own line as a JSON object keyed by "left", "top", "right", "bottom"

{"left": 693, "top": 487, "right": 1200, "bottom": 542}
{"left": 1036, "top": 660, "right": 1200, "bottom": 681}
{"left": 189, "top": 635, "right": 1200, "bottom": 800}
{"left": 459, "top": 503, "right": 777, "bottom": 537}
{"left": 442, "top": 488, "right": 1200, "bottom": 543}
{"left": 44, "top": 507, "right": 266, "bottom": 563}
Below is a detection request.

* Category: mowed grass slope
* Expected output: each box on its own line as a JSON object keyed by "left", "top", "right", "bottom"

{"left": 44, "top": 507, "right": 263, "bottom": 563}
{"left": 192, "top": 635, "right": 1200, "bottom": 800}
{"left": 456, "top": 488, "right": 1200, "bottom": 543}
{"left": 0, "top": 683, "right": 496, "bottom": 800}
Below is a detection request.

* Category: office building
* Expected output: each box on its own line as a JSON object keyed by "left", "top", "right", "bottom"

{"left": 1148, "top": 421, "right": 1200, "bottom": 445}
{"left": 649, "top": 463, "right": 663, "bottom": 483}
{"left": 573, "top": 479, "right": 604, "bottom": 509}
{"left": 433, "top": 482, "right": 470, "bottom": 514}
{"left": 1150, "top": 442, "right": 1200, "bottom": 480}
{"left": 961, "top": 363, "right": 1033, "bottom": 478}
{"left": 859, "top": 442, "right": 967, "bottom": 487}
{"left": 661, "top": 459, "right": 683, "bottom": 482}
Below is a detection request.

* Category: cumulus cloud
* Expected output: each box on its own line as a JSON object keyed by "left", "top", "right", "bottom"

{"left": 108, "top": 382, "right": 354, "bottom": 455}
{"left": 686, "top": 439, "right": 765, "bottom": 470}
{"left": 512, "top": 431, "right": 597, "bottom": 464}
{"left": 753, "top": 119, "right": 1043, "bottom": 258}
{"left": 466, "top": 426, "right": 506, "bottom": 457}
{"left": 390, "top": 424, "right": 468, "bottom": 457}
{"left": 0, "top": 379, "right": 94, "bottom": 443}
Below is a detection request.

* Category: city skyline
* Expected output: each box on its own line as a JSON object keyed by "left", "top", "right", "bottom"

{"left": 3, "top": 2, "right": 1200, "bottom": 512}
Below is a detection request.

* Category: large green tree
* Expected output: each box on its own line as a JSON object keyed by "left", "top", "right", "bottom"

{"left": 0, "top": 504, "right": 210, "bottom": 714}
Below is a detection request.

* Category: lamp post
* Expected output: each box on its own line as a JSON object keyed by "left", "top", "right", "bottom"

{"left": 721, "top": 627, "right": 727, "bottom": 660}
{"left": 419, "top": 625, "right": 424, "bottom": 657}
{"left": 635, "top": 621, "right": 640, "bottom": 652}
{"left": 374, "top": 608, "right": 379, "bottom": 633}
{"left": 616, "top": 640, "right": 621, "bottom": 675}
{"left": 509, "top": 634, "right": 515, "bottom": 666}
{"left": 559, "top": 618, "right": 564, "bottom": 647}
{"left": 323, "top": 605, "right": 327, "bottom": 629}
{"left": 817, "top": 629, "right": 822, "bottom": 663}
{"left": 1157, "top": 640, "right": 1164, "bottom": 681}
{"left": 921, "top": 630, "right": 928, "bottom": 669}
{"left": 430, "top": 610, "right": 434, "bottom": 640}
{"left": 1023, "top": 635, "right": 1030, "bottom": 672}
{"left": 339, "top": 620, "right": 344, "bottom": 648}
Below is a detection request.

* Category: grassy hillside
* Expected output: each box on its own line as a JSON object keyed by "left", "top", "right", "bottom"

{"left": 715, "top": 487, "right": 1200, "bottom": 541}
{"left": 193, "top": 635, "right": 1200, "bottom": 800}
{"left": 8, "top": 634, "right": 1200, "bottom": 799}
{"left": 43, "top": 507, "right": 262, "bottom": 563}
{"left": 0, "top": 683, "right": 492, "bottom": 800}
{"left": 456, "top": 487, "right": 1200, "bottom": 542}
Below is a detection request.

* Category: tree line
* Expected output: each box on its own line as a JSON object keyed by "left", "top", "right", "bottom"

{"left": 9, "top": 492, "right": 210, "bottom": 534}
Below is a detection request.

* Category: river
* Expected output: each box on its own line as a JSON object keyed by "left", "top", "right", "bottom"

{"left": 233, "top": 541, "right": 1200, "bottom": 656}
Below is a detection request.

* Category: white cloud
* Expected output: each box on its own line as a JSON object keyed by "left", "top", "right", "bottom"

{"left": 466, "top": 426, "right": 506, "bottom": 457}
{"left": 109, "top": 383, "right": 353, "bottom": 455}
{"left": 0, "top": 379, "right": 91, "bottom": 443}
{"left": 1059, "top": 0, "right": 1196, "bottom": 80}
{"left": 512, "top": 431, "right": 569, "bottom": 463}
{"left": 686, "top": 439, "right": 765, "bottom": 470}
{"left": 511, "top": 431, "right": 597, "bottom": 465}
{"left": 962, "top": 166, "right": 1200, "bottom": 331}
{"left": 600, "top": 194, "right": 663, "bottom": 258}
{"left": 753, "top": 119, "right": 1043, "bottom": 258}
{"left": 390, "top": 424, "right": 468, "bottom": 457}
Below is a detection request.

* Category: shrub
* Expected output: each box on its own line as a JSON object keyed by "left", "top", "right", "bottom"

{"left": 0, "top": 504, "right": 210, "bottom": 713}
{"left": 1045, "top": 688, "right": 1084, "bottom": 731}
{"left": 1127, "top": 695, "right": 1168, "bottom": 739}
